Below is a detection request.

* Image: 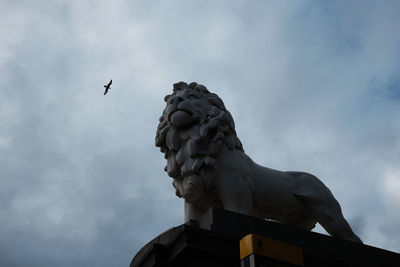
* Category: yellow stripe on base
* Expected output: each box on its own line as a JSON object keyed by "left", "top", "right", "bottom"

{"left": 240, "top": 234, "right": 304, "bottom": 266}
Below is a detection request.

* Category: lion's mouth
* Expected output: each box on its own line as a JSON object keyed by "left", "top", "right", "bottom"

{"left": 169, "top": 109, "right": 197, "bottom": 128}
{"left": 168, "top": 108, "right": 193, "bottom": 120}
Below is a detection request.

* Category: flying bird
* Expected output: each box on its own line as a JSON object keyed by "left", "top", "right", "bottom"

{"left": 103, "top": 79, "right": 112, "bottom": 95}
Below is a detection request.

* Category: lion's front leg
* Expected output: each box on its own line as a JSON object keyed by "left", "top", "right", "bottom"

{"left": 219, "top": 187, "right": 253, "bottom": 215}
{"left": 184, "top": 200, "right": 209, "bottom": 223}
{"left": 215, "top": 172, "right": 253, "bottom": 216}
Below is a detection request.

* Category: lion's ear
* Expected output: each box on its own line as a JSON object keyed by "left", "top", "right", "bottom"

{"left": 208, "top": 96, "right": 225, "bottom": 110}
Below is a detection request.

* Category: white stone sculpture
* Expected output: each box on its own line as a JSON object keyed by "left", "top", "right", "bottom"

{"left": 155, "top": 82, "right": 362, "bottom": 243}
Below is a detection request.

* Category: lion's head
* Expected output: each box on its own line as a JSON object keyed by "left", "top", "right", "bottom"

{"left": 155, "top": 82, "right": 242, "bottom": 204}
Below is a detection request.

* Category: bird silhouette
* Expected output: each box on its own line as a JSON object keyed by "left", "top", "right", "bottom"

{"left": 103, "top": 79, "right": 112, "bottom": 95}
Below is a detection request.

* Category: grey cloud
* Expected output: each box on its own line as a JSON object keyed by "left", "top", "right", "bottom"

{"left": 1, "top": 1, "right": 400, "bottom": 266}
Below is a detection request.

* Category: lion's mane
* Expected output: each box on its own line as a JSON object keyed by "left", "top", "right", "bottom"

{"left": 155, "top": 82, "right": 242, "bottom": 205}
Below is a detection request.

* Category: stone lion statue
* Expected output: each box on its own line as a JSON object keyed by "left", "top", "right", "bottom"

{"left": 155, "top": 81, "right": 362, "bottom": 243}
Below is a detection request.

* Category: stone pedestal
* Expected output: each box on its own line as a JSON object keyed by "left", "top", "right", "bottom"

{"left": 130, "top": 208, "right": 400, "bottom": 267}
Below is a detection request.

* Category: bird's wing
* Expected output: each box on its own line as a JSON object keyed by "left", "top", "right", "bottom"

{"left": 108, "top": 79, "right": 112, "bottom": 86}
{"left": 104, "top": 89, "right": 108, "bottom": 95}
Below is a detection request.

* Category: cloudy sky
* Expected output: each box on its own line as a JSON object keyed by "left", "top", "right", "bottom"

{"left": 1, "top": 0, "right": 400, "bottom": 266}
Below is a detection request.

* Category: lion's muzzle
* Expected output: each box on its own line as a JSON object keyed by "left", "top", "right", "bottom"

{"left": 168, "top": 103, "right": 200, "bottom": 129}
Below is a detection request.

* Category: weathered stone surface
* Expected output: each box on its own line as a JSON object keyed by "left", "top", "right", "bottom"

{"left": 156, "top": 82, "right": 361, "bottom": 242}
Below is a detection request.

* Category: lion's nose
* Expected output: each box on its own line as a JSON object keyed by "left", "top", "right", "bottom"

{"left": 169, "top": 96, "right": 184, "bottom": 105}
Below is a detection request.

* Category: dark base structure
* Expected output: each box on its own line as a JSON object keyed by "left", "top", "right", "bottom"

{"left": 130, "top": 208, "right": 400, "bottom": 267}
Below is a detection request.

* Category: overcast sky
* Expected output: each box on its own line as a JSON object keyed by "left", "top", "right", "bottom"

{"left": 1, "top": 0, "right": 400, "bottom": 266}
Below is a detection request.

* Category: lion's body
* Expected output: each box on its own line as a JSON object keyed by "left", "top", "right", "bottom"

{"left": 156, "top": 82, "right": 362, "bottom": 243}
{"left": 214, "top": 145, "right": 330, "bottom": 230}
